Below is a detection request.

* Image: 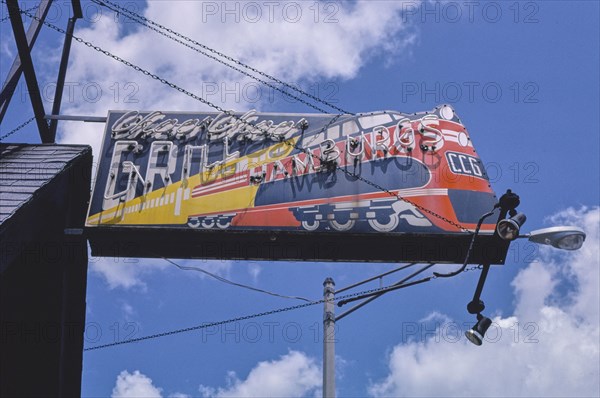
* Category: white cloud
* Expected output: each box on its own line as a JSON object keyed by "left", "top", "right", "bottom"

{"left": 89, "top": 252, "right": 232, "bottom": 291}
{"left": 110, "top": 352, "right": 320, "bottom": 398}
{"left": 369, "top": 207, "right": 600, "bottom": 397}
{"left": 199, "top": 350, "right": 321, "bottom": 397}
{"left": 89, "top": 255, "right": 168, "bottom": 290}
{"left": 56, "top": 1, "right": 419, "bottom": 156}
{"left": 545, "top": 206, "right": 600, "bottom": 327}
{"left": 120, "top": 300, "right": 136, "bottom": 321}
{"left": 419, "top": 311, "right": 452, "bottom": 325}
{"left": 1, "top": 39, "right": 15, "bottom": 60}
{"left": 112, "top": 370, "right": 162, "bottom": 398}
{"left": 247, "top": 262, "right": 262, "bottom": 283}
{"left": 168, "top": 394, "right": 190, "bottom": 398}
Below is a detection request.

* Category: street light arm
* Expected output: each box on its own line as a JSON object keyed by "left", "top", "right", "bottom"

{"left": 466, "top": 263, "right": 490, "bottom": 314}
{"left": 337, "top": 263, "right": 436, "bottom": 308}
{"left": 433, "top": 209, "right": 497, "bottom": 278}
{"left": 337, "top": 276, "right": 432, "bottom": 307}
{"left": 336, "top": 263, "right": 417, "bottom": 294}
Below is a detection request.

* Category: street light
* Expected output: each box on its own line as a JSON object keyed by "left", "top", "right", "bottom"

{"left": 453, "top": 190, "right": 587, "bottom": 348}
{"left": 526, "top": 226, "right": 586, "bottom": 250}
{"left": 462, "top": 223, "right": 587, "bottom": 348}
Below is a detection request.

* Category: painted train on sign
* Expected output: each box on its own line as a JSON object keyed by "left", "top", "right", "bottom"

{"left": 86, "top": 106, "right": 498, "bottom": 235}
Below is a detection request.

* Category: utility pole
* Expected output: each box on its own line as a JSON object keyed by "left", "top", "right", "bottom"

{"left": 322, "top": 277, "right": 335, "bottom": 398}
{"left": 319, "top": 263, "right": 436, "bottom": 398}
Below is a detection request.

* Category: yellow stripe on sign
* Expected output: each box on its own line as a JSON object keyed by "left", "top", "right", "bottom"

{"left": 183, "top": 185, "right": 260, "bottom": 218}
{"left": 86, "top": 138, "right": 298, "bottom": 226}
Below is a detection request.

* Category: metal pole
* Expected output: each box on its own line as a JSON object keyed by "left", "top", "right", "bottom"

{"left": 467, "top": 263, "right": 491, "bottom": 314}
{"left": 7, "top": 0, "right": 51, "bottom": 142}
{"left": 49, "top": 15, "right": 80, "bottom": 139}
{"left": 323, "top": 277, "right": 335, "bottom": 398}
{"left": 0, "top": 0, "right": 53, "bottom": 123}
{"left": 44, "top": 114, "right": 107, "bottom": 122}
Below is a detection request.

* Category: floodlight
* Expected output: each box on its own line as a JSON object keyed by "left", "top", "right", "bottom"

{"left": 496, "top": 213, "right": 527, "bottom": 241}
{"left": 465, "top": 314, "right": 492, "bottom": 346}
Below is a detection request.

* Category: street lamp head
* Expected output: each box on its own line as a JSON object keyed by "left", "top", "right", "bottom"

{"left": 465, "top": 314, "right": 492, "bottom": 346}
{"left": 527, "top": 226, "right": 586, "bottom": 250}
{"left": 497, "top": 213, "right": 527, "bottom": 241}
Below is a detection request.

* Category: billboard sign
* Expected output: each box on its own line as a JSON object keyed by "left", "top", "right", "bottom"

{"left": 86, "top": 106, "right": 507, "bottom": 263}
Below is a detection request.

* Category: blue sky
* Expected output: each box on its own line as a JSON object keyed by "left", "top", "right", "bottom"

{"left": 1, "top": 1, "right": 599, "bottom": 397}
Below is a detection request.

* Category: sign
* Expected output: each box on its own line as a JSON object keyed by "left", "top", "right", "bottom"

{"left": 86, "top": 106, "right": 508, "bottom": 263}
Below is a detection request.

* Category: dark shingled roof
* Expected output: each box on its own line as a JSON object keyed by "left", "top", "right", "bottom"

{"left": 0, "top": 143, "right": 92, "bottom": 225}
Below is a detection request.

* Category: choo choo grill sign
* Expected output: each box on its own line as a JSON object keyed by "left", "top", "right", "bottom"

{"left": 87, "top": 106, "right": 506, "bottom": 263}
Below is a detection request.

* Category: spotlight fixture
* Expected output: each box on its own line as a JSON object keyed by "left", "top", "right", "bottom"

{"left": 496, "top": 213, "right": 527, "bottom": 241}
{"left": 465, "top": 314, "right": 492, "bottom": 346}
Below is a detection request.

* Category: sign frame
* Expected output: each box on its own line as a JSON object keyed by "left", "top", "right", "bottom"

{"left": 86, "top": 106, "right": 510, "bottom": 264}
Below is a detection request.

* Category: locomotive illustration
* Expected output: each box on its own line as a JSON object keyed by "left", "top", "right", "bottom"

{"left": 86, "top": 106, "right": 498, "bottom": 236}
